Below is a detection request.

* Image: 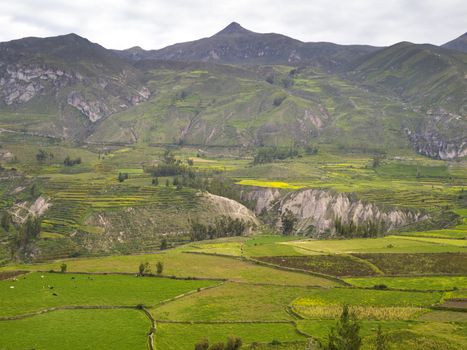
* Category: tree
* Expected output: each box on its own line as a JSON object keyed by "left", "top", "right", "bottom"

{"left": 194, "top": 338, "right": 209, "bottom": 350}
{"left": 60, "top": 263, "right": 67, "bottom": 273}
{"left": 139, "top": 262, "right": 151, "bottom": 276}
{"left": 156, "top": 261, "right": 164, "bottom": 275}
{"left": 138, "top": 262, "right": 145, "bottom": 276}
{"left": 165, "top": 179, "right": 170, "bottom": 187}
{"left": 152, "top": 177, "right": 159, "bottom": 186}
{"left": 160, "top": 238, "right": 168, "bottom": 250}
{"left": 36, "top": 149, "right": 53, "bottom": 162}
{"left": 64, "top": 156, "right": 81, "bottom": 166}
{"left": 281, "top": 209, "right": 296, "bottom": 235}
{"left": 325, "top": 305, "right": 361, "bottom": 350}
{"left": 225, "top": 336, "right": 242, "bottom": 350}
{"left": 118, "top": 172, "right": 128, "bottom": 182}
{"left": 187, "top": 158, "right": 194, "bottom": 166}
{"left": 375, "top": 325, "right": 389, "bottom": 350}
{"left": 1, "top": 211, "right": 11, "bottom": 232}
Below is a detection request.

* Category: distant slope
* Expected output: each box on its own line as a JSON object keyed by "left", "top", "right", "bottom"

{"left": 114, "top": 22, "right": 379, "bottom": 71}
{"left": 442, "top": 32, "right": 467, "bottom": 53}
{"left": 347, "top": 42, "right": 467, "bottom": 159}
{"left": 0, "top": 34, "right": 150, "bottom": 139}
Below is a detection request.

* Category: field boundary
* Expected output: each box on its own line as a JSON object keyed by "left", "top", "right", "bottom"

{"left": 181, "top": 251, "right": 349, "bottom": 286}
{"left": 36, "top": 270, "right": 227, "bottom": 282}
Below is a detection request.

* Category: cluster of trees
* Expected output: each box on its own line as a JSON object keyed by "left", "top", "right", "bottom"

{"left": 36, "top": 149, "right": 54, "bottom": 162}
{"left": 145, "top": 149, "right": 194, "bottom": 177}
{"left": 138, "top": 261, "right": 164, "bottom": 276}
{"left": 253, "top": 146, "right": 299, "bottom": 165}
{"left": 63, "top": 156, "right": 82, "bottom": 166}
{"left": 334, "top": 217, "right": 384, "bottom": 238}
{"left": 1, "top": 211, "right": 11, "bottom": 232}
{"left": 371, "top": 154, "right": 386, "bottom": 168}
{"left": 189, "top": 216, "right": 249, "bottom": 241}
{"left": 194, "top": 336, "right": 242, "bottom": 350}
{"left": 13, "top": 216, "right": 42, "bottom": 251}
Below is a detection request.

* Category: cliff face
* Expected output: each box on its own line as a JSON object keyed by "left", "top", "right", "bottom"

{"left": 243, "top": 187, "right": 427, "bottom": 236}
{"left": 0, "top": 63, "right": 150, "bottom": 124}
{"left": 278, "top": 189, "right": 426, "bottom": 235}
{"left": 0, "top": 65, "right": 77, "bottom": 105}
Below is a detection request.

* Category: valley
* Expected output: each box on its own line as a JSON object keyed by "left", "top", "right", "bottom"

{"left": 0, "top": 21, "right": 466, "bottom": 350}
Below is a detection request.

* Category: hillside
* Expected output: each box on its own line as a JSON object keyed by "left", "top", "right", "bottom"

{"left": 442, "top": 32, "right": 467, "bottom": 53}
{"left": 0, "top": 26, "right": 465, "bottom": 159}
{"left": 346, "top": 42, "right": 467, "bottom": 159}
{"left": 115, "top": 22, "right": 379, "bottom": 70}
{"left": 0, "top": 34, "right": 150, "bottom": 140}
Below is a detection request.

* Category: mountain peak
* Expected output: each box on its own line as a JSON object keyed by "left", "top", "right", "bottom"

{"left": 442, "top": 31, "right": 467, "bottom": 53}
{"left": 214, "top": 22, "right": 252, "bottom": 36}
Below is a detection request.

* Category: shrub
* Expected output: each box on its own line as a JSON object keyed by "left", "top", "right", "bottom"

{"left": 60, "top": 263, "right": 67, "bottom": 273}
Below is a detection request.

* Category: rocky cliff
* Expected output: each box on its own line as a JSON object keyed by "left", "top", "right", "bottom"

{"left": 243, "top": 187, "right": 427, "bottom": 236}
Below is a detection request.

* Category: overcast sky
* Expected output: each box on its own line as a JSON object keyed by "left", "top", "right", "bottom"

{"left": 0, "top": 0, "right": 466, "bottom": 49}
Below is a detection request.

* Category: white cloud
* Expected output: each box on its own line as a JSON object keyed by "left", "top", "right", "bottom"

{"left": 0, "top": 0, "right": 465, "bottom": 49}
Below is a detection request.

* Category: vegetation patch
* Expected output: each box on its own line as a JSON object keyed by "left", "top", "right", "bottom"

{"left": 292, "top": 304, "right": 425, "bottom": 321}
{"left": 0, "top": 309, "right": 149, "bottom": 350}
{"left": 0, "top": 250, "right": 338, "bottom": 286}
{"left": 0, "top": 272, "right": 218, "bottom": 317}
{"left": 354, "top": 252, "right": 467, "bottom": 275}
{"left": 345, "top": 276, "right": 467, "bottom": 290}
{"left": 256, "top": 255, "right": 380, "bottom": 277}
{"left": 155, "top": 322, "right": 306, "bottom": 350}
{"left": 153, "top": 282, "right": 327, "bottom": 321}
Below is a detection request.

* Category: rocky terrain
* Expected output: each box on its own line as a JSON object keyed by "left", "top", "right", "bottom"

{"left": 244, "top": 187, "right": 428, "bottom": 236}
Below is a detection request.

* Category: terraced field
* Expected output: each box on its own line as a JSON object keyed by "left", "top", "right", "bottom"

{"left": 0, "top": 137, "right": 466, "bottom": 349}
{"left": 1, "top": 233, "right": 466, "bottom": 349}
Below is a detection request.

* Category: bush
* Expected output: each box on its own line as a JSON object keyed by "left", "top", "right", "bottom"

{"left": 273, "top": 94, "right": 287, "bottom": 106}
{"left": 63, "top": 156, "right": 81, "bottom": 166}
{"left": 373, "top": 284, "right": 388, "bottom": 290}
{"left": 156, "top": 261, "right": 164, "bottom": 275}
{"left": 253, "top": 146, "right": 299, "bottom": 165}
{"left": 60, "top": 263, "right": 67, "bottom": 273}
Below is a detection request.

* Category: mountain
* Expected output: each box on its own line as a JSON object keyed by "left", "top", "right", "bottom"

{"left": 347, "top": 42, "right": 467, "bottom": 159}
{"left": 0, "top": 33, "right": 150, "bottom": 139}
{"left": 114, "top": 22, "right": 379, "bottom": 70}
{"left": 0, "top": 26, "right": 466, "bottom": 159}
{"left": 442, "top": 32, "right": 467, "bottom": 53}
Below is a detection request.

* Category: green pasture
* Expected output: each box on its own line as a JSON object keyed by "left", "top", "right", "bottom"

{"left": 0, "top": 309, "right": 149, "bottom": 350}
{"left": 154, "top": 282, "right": 324, "bottom": 321}
{"left": 345, "top": 276, "right": 467, "bottom": 290}
{"left": 282, "top": 236, "right": 467, "bottom": 254}
{"left": 0, "top": 250, "right": 338, "bottom": 287}
{"left": 155, "top": 322, "right": 305, "bottom": 350}
{"left": 0, "top": 272, "right": 217, "bottom": 317}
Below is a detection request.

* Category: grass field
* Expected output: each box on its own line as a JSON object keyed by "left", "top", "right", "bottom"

{"left": 297, "top": 320, "right": 467, "bottom": 349}
{"left": 155, "top": 322, "right": 306, "bottom": 350}
{"left": 257, "top": 255, "right": 380, "bottom": 277}
{"left": 353, "top": 253, "right": 467, "bottom": 275}
{"left": 0, "top": 309, "right": 150, "bottom": 350}
{"left": 281, "top": 236, "right": 467, "bottom": 254}
{"left": 345, "top": 276, "right": 467, "bottom": 290}
{"left": 154, "top": 282, "right": 326, "bottom": 321}
{"left": 0, "top": 272, "right": 218, "bottom": 317}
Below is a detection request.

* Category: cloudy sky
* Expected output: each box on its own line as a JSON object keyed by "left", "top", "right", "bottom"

{"left": 0, "top": 0, "right": 466, "bottom": 49}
